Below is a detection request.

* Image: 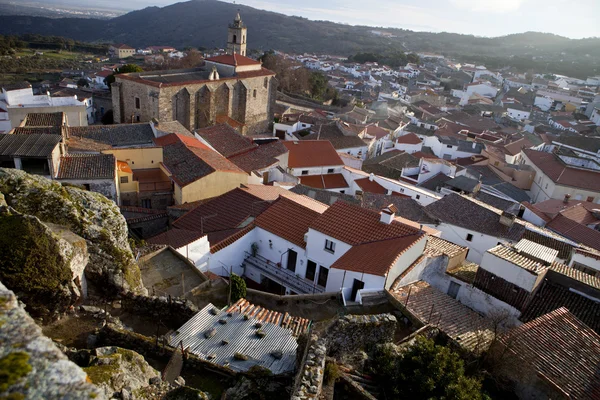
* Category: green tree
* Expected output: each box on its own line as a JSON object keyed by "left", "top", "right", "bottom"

{"left": 372, "top": 337, "right": 487, "bottom": 400}
{"left": 105, "top": 64, "right": 143, "bottom": 90}
{"left": 230, "top": 273, "right": 246, "bottom": 303}
{"left": 77, "top": 78, "right": 89, "bottom": 87}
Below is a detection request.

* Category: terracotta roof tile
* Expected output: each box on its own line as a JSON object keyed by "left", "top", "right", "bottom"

{"left": 392, "top": 281, "right": 495, "bottom": 353}
{"left": 330, "top": 235, "right": 424, "bottom": 276}
{"left": 196, "top": 124, "right": 256, "bottom": 157}
{"left": 205, "top": 54, "right": 261, "bottom": 66}
{"left": 254, "top": 196, "right": 323, "bottom": 248}
{"left": 210, "top": 225, "right": 255, "bottom": 254}
{"left": 57, "top": 153, "right": 115, "bottom": 180}
{"left": 173, "top": 188, "right": 267, "bottom": 235}
{"left": 396, "top": 133, "right": 422, "bottom": 145}
{"left": 147, "top": 229, "right": 205, "bottom": 249}
{"left": 23, "top": 112, "right": 64, "bottom": 127}
{"left": 546, "top": 214, "right": 600, "bottom": 250}
{"left": 282, "top": 140, "right": 343, "bottom": 168}
{"left": 228, "top": 141, "right": 287, "bottom": 173}
{"left": 299, "top": 174, "right": 349, "bottom": 189}
{"left": 154, "top": 133, "right": 245, "bottom": 186}
{"left": 310, "top": 201, "right": 421, "bottom": 245}
{"left": 425, "top": 236, "right": 468, "bottom": 258}
{"left": 354, "top": 177, "right": 387, "bottom": 194}
{"left": 499, "top": 307, "right": 600, "bottom": 399}
{"left": 523, "top": 149, "right": 600, "bottom": 192}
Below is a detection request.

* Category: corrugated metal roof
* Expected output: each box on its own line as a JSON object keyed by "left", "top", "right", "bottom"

{"left": 0, "top": 134, "right": 61, "bottom": 157}
{"left": 514, "top": 238, "right": 558, "bottom": 265}
{"left": 168, "top": 301, "right": 307, "bottom": 375}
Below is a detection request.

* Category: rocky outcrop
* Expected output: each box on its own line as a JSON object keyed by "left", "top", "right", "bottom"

{"left": 83, "top": 346, "right": 160, "bottom": 399}
{"left": 0, "top": 281, "right": 102, "bottom": 399}
{"left": 0, "top": 168, "right": 144, "bottom": 296}
{"left": 0, "top": 208, "right": 87, "bottom": 318}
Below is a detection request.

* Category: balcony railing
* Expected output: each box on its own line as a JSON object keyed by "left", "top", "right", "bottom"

{"left": 243, "top": 252, "right": 324, "bottom": 294}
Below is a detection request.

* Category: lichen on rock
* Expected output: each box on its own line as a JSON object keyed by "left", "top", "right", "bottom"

{"left": 0, "top": 168, "right": 145, "bottom": 296}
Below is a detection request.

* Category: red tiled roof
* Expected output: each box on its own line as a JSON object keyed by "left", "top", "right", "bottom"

{"left": 309, "top": 201, "right": 421, "bottom": 246}
{"left": 196, "top": 124, "right": 256, "bottom": 158}
{"left": 299, "top": 174, "right": 348, "bottom": 189}
{"left": 330, "top": 235, "right": 424, "bottom": 277}
{"left": 154, "top": 133, "right": 245, "bottom": 186}
{"left": 57, "top": 153, "right": 115, "bottom": 180}
{"left": 503, "top": 137, "right": 533, "bottom": 156}
{"left": 95, "top": 70, "right": 113, "bottom": 78}
{"left": 205, "top": 54, "right": 261, "bottom": 66}
{"left": 365, "top": 125, "right": 389, "bottom": 139}
{"left": 546, "top": 214, "right": 600, "bottom": 250}
{"left": 215, "top": 114, "right": 245, "bottom": 130}
{"left": 228, "top": 141, "right": 287, "bottom": 173}
{"left": 254, "top": 196, "right": 323, "bottom": 248}
{"left": 354, "top": 177, "right": 387, "bottom": 194}
{"left": 240, "top": 185, "right": 328, "bottom": 213}
{"left": 523, "top": 149, "right": 600, "bottom": 192}
{"left": 499, "top": 307, "right": 600, "bottom": 400}
{"left": 210, "top": 224, "right": 255, "bottom": 253}
{"left": 560, "top": 204, "right": 599, "bottom": 226}
{"left": 282, "top": 140, "right": 343, "bottom": 168}
{"left": 173, "top": 188, "right": 268, "bottom": 234}
{"left": 396, "top": 133, "right": 422, "bottom": 145}
{"left": 147, "top": 229, "right": 205, "bottom": 249}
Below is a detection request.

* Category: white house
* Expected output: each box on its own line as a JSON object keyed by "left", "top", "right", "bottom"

{"left": 227, "top": 198, "right": 428, "bottom": 301}
{"left": 506, "top": 105, "right": 531, "bottom": 122}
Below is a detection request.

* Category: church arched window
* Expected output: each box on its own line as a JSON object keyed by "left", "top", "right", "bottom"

{"left": 233, "top": 34, "right": 237, "bottom": 43}
{"left": 264, "top": 77, "right": 268, "bottom": 88}
{"left": 253, "top": 89, "right": 257, "bottom": 98}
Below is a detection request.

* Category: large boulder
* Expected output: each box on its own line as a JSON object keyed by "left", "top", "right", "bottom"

{"left": 0, "top": 168, "right": 145, "bottom": 295}
{"left": 83, "top": 346, "right": 160, "bottom": 399}
{"left": 0, "top": 208, "right": 88, "bottom": 318}
{"left": 0, "top": 282, "right": 103, "bottom": 399}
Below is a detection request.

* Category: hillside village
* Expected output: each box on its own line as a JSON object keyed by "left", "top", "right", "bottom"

{"left": 1, "top": 7, "right": 600, "bottom": 400}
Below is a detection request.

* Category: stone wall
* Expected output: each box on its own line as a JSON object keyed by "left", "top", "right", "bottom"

{"left": 326, "top": 314, "right": 397, "bottom": 356}
{"left": 115, "top": 73, "right": 275, "bottom": 135}
{"left": 245, "top": 289, "right": 342, "bottom": 320}
{"left": 291, "top": 335, "right": 327, "bottom": 400}
{"left": 120, "top": 292, "right": 198, "bottom": 328}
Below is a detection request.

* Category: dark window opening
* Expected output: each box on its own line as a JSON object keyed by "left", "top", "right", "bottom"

{"left": 135, "top": 97, "right": 140, "bottom": 109}
{"left": 120, "top": 176, "right": 128, "bottom": 184}
{"left": 317, "top": 266, "right": 329, "bottom": 287}
{"left": 301, "top": 170, "right": 308, "bottom": 175}
{"left": 306, "top": 260, "right": 317, "bottom": 281}
{"left": 466, "top": 233, "right": 473, "bottom": 242}
{"left": 324, "top": 239, "right": 335, "bottom": 253}
{"left": 141, "top": 199, "right": 151, "bottom": 208}
{"left": 327, "top": 168, "right": 334, "bottom": 174}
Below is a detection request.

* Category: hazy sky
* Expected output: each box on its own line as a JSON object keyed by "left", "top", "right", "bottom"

{"left": 95, "top": 0, "right": 600, "bottom": 38}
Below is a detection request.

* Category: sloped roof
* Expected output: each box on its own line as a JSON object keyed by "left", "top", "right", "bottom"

{"left": 68, "top": 124, "right": 155, "bottom": 151}
{"left": 499, "top": 307, "right": 600, "bottom": 399}
{"left": 196, "top": 124, "right": 256, "bottom": 158}
{"left": 282, "top": 140, "right": 343, "bottom": 168}
{"left": 154, "top": 133, "right": 245, "bottom": 186}
{"left": 523, "top": 149, "right": 600, "bottom": 192}
{"left": 147, "top": 229, "right": 205, "bottom": 249}
{"left": 57, "top": 153, "right": 115, "bottom": 180}
{"left": 331, "top": 235, "right": 423, "bottom": 276}
{"left": 205, "top": 54, "right": 261, "bottom": 66}
{"left": 425, "top": 193, "right": 525, "bottom": 240}
{"left": 310, "top": 201, "right": 422, "bottom": 246}
{"left": 392, "top": 281, "right": 494, "bottom": 353}
{"left": 173, "top": 188, "right": 267, "bottom": 236}
{"left": 301, "top": 122, "right": 368, "bottom": 150}
{"left": 299, "top": 173, "right": 349, "bottom": 190}
{"left": 503, "top": 137, "right": 533, "bottom": 156}
{"left": 396, "top": 133, "right": 422, "bottom": 145}
{"left": 228, "top": 141, "right": 287, "bottom": 173}
{"left": 546, "top": 214, "right": 600, "bottom": 250}
{"left": 0, "top": 134, "right": 61, "bottom": 157}
{"left": 23, "top": 112, "right": 64, "bottom": 127}
{"left": 254, "top": 196, "right": 323, "bottom": 248}
{"left": 361, "top": 193, "right": 437, "bottom": 224}
{"left": 354, "top": 177, "right": 387, "bottom": 194}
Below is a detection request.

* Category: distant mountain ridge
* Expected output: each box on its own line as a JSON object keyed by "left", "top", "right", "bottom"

{"left": 0, "top": 0, "right": 598, "bottom": 76}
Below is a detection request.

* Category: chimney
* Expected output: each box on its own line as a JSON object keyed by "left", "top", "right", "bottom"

{"left": 563, "top": 193, "right": 571, "bottom": 204}
{"left": 380, "top": 204, "right": 399, "bottom": 225}
{"left": 369, "top": 173, "right": 374, "bottom": 182}
{"left": 499, "top": 211, "right": 516, "bottom": 228}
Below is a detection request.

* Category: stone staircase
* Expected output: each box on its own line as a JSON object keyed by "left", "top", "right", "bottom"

{"left": 339, "top": 366, "right": 381, "bottom": 399}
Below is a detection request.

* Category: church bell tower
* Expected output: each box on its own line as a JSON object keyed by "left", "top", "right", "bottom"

{"left": 227, "top": 11, "right": 247, "bottom": 56}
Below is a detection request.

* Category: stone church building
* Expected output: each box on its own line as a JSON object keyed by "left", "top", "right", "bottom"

{"left": 111, "top": 13, "right": 276, "bottom": 135}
